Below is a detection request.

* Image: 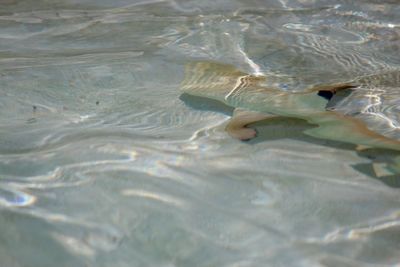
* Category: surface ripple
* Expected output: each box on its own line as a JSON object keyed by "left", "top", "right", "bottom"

{"left": 0, "top": 1, "right": 400, "bottom": 267}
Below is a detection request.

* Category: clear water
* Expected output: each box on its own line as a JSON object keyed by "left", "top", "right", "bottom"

{"left": 0, "top": 1, "right": 399, "bottom": 266}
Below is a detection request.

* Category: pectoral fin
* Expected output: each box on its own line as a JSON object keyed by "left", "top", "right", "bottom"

{"left": 226, "top": 108, "right": 277, "bottom": 141}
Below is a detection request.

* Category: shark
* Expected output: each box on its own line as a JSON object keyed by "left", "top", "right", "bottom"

{"left": 181, "top": 61, "right": 400, "bottom": 151}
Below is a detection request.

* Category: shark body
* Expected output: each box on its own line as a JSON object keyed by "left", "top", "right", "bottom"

{"left": 181, "top": 61, "right": 400, "bottom": 151}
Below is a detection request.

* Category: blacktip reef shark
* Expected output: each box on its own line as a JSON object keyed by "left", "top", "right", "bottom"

{"left": 181, "top": 61, "right": 400, "bottom": 151}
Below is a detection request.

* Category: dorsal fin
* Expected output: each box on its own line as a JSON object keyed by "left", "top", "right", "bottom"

{"left": 181, "top": 61, "right": 267, "bottom": 102}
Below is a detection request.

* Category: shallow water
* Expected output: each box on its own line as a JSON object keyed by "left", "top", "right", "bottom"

{"left": 0, "top": 0, "right": 400, "bottom": 266}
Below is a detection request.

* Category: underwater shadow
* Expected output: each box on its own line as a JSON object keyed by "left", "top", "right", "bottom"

{"left": 250, "top": 117, "right": 400, "bottom": 188}
{"left": 179, "top": 93, "right": 234, "bottom": 116}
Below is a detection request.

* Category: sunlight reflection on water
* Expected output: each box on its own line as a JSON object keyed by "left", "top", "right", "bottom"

{"left": 0, "top": 0, "right": 400, "bottom": 266}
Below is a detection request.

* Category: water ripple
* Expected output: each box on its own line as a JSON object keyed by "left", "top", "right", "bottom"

{"left": 1, "top": 0, "right": 400, "bottom": 266}
{"left": 121, "top": 189, "right": 186, "bottom": 208}
{"left": 0, "top": 186, "right": 36, "bottom": 207}
{"left": 298, "top": 210, "right": 400, "bottom": 249}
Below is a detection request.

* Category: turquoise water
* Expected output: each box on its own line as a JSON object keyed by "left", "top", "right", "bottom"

{"left": 0, "top": 1, "right": 400, "bottom": 266}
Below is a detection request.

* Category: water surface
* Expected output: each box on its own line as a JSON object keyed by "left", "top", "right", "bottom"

{"left": 0, "top": 0, "right": 400, "bottom": 266}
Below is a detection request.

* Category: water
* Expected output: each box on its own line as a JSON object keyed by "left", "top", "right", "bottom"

{"left": 0, "top": 0, "right": 399, "bottom": 266}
